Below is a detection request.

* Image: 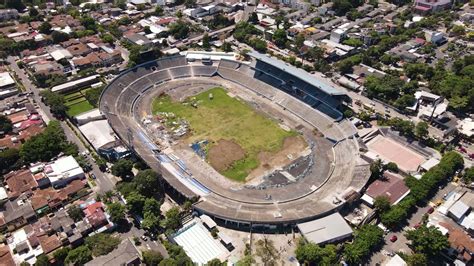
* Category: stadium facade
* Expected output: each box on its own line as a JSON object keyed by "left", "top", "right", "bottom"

{"left": 99, "top": 52, "right": 370, "bottom": 229}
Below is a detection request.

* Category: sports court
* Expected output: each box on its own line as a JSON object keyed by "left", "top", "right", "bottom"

{"left": 366, "top": 135, "right": 426, "bottom": 173}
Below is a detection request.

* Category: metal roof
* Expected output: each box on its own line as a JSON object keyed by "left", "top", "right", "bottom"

{"left": 297, "top": 212, "right": 353, "bottom": 244}
{"left": 249, "top": 51, "right": 347, "bottom": 96}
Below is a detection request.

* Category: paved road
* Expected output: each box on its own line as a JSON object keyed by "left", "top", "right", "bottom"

{"left": 120, "top": 219, "right": 169, "bottom": 257}
{"left": 7, "top": 56, "right": 116, "bottom": 194}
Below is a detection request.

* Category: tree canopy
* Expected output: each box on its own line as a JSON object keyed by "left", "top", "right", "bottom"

{"left": 134, "top": 169, "right": 162, "bottom": 198}
{"left": 111, "top": 159, "right": 134, "bottom": 179}
{"left": 40, "top": 90, "right": 68, "bottom": 116}
{"left": 0, "top": 115, "right": 13, "bottom": 133}
{"left": 381, "top": 151, "right": 463, "bottom": 229}
{"left": 85, "top": 233, "right": 121, "bottom": 257}
{"left": 65, "top": 246, "right": 92, "bottom": 265}
{"left": 343, "top": 225, "right": 384, "bottom": 265}
{"left": 67, "top": 205, "right": 84, "bottom": 222}
{"left": 107, "top": 202, "right": 126, "bottom": 224}
{"left": 143, "top": 250, "right": 164, "bottom": 266}
{"left": 19, "top": 121, "right": 78, "bottom": 163}
{"left": 161, "top": 207, "right": 181, "bottom": 231}
{"left": 405, "top": 225, "right": 449, "bottom": 258}
{"left": 295, "top": 240, "right": 337, "bottom": 265}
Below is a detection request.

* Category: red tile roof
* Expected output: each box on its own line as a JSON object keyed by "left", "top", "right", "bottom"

{"left": 0, "top": 245, "right": 14, "bottom": 266}
{"left": 4, "top": 170, "right": 38, "bottom": 198}
{"left": 365, "top": 171, "right": 410, "bottom": 205}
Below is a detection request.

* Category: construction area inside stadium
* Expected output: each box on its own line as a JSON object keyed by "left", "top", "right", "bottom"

{"left": 99, "top": 51, "right": 371, "bottom": 228}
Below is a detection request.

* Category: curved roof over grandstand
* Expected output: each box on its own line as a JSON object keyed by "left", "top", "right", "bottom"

{"left": 99, "top": 54, "right": 369, "bottom": 225}
{"left": 249, "top": 51, "right": 347, "bottom": 96}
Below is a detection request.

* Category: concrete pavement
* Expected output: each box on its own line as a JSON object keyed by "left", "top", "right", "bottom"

{"left": 7, "top": 56, "right": 116, "bottom": 193}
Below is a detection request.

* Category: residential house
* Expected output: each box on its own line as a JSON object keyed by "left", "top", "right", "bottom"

{"left": 0, "top": 9, "right": 18, "bottom": 21}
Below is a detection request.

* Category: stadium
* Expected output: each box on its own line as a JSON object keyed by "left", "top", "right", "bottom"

{"left": 99, "top": 51, "right": 370, "bottom": 229}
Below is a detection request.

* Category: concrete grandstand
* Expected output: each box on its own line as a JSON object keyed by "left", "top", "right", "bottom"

{"left": 99, "top": 52, "right": 370, "bottom": 228}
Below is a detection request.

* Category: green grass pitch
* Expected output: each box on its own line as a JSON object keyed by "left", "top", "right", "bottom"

{"left": 152, "top": 87, "right": 296, "bottom": 181}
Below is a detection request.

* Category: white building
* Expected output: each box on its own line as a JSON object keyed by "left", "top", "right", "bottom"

{"left": 458, "top": 118, "right": 474, "bottom": 138}
{"left": 297, "top": 213, "right": 353, "bottom": 244}
{"left": 330, "top": 28, "right": 346, "bottom": 43}
{"left": 0, "top": 9, "right": 19, "bottom": 21}
{"left": 0, "top": 72, "right": 17, "bottom": 99}
{"left": 44, "top": 156, "right": 85, "bottom": 188}
{"left": 8, "top": 228, "right": 44, "bottom": 265}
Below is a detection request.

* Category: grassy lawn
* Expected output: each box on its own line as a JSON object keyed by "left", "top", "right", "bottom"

{"left": 67, "top": 100, "right": 94, "bottom": 117}
{"left": 152, "top": 87, "right": 296, "bottom": 181}
{"left": 64, "top": 88, "right": 95, "bottom": 117}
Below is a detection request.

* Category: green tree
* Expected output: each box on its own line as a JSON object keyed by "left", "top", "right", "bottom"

{"left": 67, "top": 205, "right": 84, "bottom": 222}
{"left": 154, "top": 5, "right": 164, "bottom": 16}
{"left": 101, "top": 33, "right": 114, "bottom": 44}
{"left": 85, "top": 233, "right": 121, "bottom": 256}
{"left": 81, "top": 16, "right": 98, "bottom": 32}
{"left": 51, "top": 31, "right": 70, "bottom": 44}
{"left": 0, "top": 148, "right": 20, "bottom": 174}
{"left": 272, "top": 29, "right": 287, "bottom": 48}
{"left": 255, "top": 238, "right": 279, "bottom": 264}
{"left": 20, "top": 121, "right": 77, "bottom": 163}
{"left": 161, "top": 207, "right": 181, "bottom": 231}
{"left": 111, "top": 159, "right": 134, "bottom": 179}
{"left": 65, "top": 246, "right": 92, "bottom": 265}
{"left": 202, "top": 33, "right": 211, "bottom": 50}
{"left": 343, "top": 225, "right": 383, "bottom": 265}
{"left": 405, "top": 225, "right": 449, "bottom": 258}
{"left": 134, "top": 169, "right": 162, "bottom": 197}
{"left": 343, "top": 38, "right": 363, "bottom": 47}
{"left": 370, "top": 159, "right": 383, "bottom": 179}
{"left": 222, "top": 42, "right": 232, "bottom": 52}
{"left": 406, "top": 253, "right": 428, "bottom": 266}
{"left": 236, "top": 255, "right": 254, "bottom": 266}
{"left": 53, "top": 247, "right": 71, "bottom": 264}
{"left": 142, "top": 197, "right": 162, "bottom": 231}
{"left": 207, "top": 258, "right": 225, "bottom": 265}
{"left": 0, "top": 115, "right": 13, "bottom": 133}
{"left": 34, "top": 254, "right": 50, "bottom": 266}
{"left": 384, "top": 162, "right": 399, "bottom": 173}
{"left": 39, "top": 90, "right": 68, "bottom": 116}
{"left": 294, "top": 33, "right": 305, "bottom": 50}
{"left": 29, "top": 7, "right": 39, "bottom": 18}
{"left": 415, "top": 121, "right": 429, "bottom": 140}
{"left": 163, "top": 242, "right": 193, "bottom": 265}
{"left": 126, "top": 191, "right": 146, "bottom": 215}
{"left": 295, "top": 239, "right": 337, "bottom": 265}
{"left": 463, "top": 167, "right": 474, "bottom": 184}
{"left": 168, "top": 20, "right": 190, "bottom": 40}
{"left": 107, "top": 202, "right": 126, "bottom": 224}
{"left": 374, "top": 196, "right": 391, "bottom": 213}
{"left": 451, "top": 25, "right": 466, "bottom": 36}
{"left": 84, "top": 86, "right": 104, "bottom": 107}
{"left": 38, "top": 22, "right": 52, "bottom": 34}
{"left": 143, "top": 250, "right": 164, "bottom": 266}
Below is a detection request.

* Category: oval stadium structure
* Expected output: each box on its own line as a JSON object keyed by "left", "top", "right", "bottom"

{"left": 99, "top": 52, "right": 370, "bottom": 228}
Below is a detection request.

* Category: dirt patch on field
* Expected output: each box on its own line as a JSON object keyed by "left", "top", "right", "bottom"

{"left": 208, "top": 139, "right": 245, "bottom": 172}
{"left": 246, "top": 135, "right": 308, "bottom": 182}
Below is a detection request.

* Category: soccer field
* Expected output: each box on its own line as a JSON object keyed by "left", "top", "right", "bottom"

{"left": 152, "top": 87, "right": 297, "bottom": 181}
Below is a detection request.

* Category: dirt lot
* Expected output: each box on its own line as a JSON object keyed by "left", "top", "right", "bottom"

{"left": 208, "top": 139, "right": 246, "bottom": 172}
{"left": 246, "top": 135, "right": 308, "bottom": 182}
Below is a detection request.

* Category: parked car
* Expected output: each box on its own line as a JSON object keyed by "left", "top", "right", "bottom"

{"left": 427, "top": 207, "right": 434, "bottom": 214}
{"left": 390, "top": 235, "right": 398, "bottom": 242}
